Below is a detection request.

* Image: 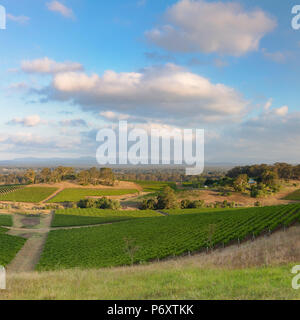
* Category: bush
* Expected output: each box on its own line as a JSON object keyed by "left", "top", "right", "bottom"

{"left": 139, "top": 198, "right": 157, "bottom": 210}
{"left": 254, "top": 201, "right": 262, "bottom": 207}
{"left": 77, "top": 197, "right": 120, "bottom": 210}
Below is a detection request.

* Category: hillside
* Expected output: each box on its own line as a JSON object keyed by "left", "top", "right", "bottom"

{"left": 1, "top": 225, "right": 299, "bottom": 300}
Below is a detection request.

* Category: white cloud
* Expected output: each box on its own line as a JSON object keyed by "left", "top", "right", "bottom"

{"left": 262, "top": 49, "right": 287, "bottom": 63}
{"left": 7, "top": 82, "right": 29, "bottom": 91}
{"left": 43, "top": 63, "right": 247, "bottom": 125}
{"left": 21, "top": 57, "right": 83, "bottom": 74}
{"left": 273, "top": 105, "right": 288, "bottom": 116}
{"left": 264, "top": 98, "right": 273, "bottom": 111}
{"left": 46, "top": 1, "right": 74, "bottom": 19}
{"left": 59, "top": 119, "right": 88, "bottom": 127}
{"left": 263, "top": 99, "right": 289, "bottom": 117}
{"left": 100, "top": 111, "right": 130, "bottom": 121}
{"left": 7, "top": 14, "right": 30, "bottom": 24}
{"left": 145, "top": 0, "right": 276, "bottom": 56}
{"left": 7, "top": 115, "right": 45, "bottom": 127}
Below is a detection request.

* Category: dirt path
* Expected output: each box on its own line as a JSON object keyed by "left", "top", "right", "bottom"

{"left": 41, "top": 187, "right": 64, "bottom": 204}
{"left": 6, "top": 222, "right": 115, "bottom": 232}
{"left": 6, "top": 213, "right": 53, "bottom": 273}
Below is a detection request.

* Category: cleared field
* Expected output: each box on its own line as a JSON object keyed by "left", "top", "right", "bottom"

{"left": 52, "top": 209, "right": 162, "bottom": 227}
{"left": 0, "top": 187, "right": 58, "bottom": 203}
{"left": 0, "top": 214, "right": 13, "bottom": 227}
{"left": 284, "top": 189, "right": 300, "bottom": 201}
{"left": 48, "top": 188, "right": 138, "bottom": 203}
{"left": 132, "top": 181, "right": 177, "bottom": 193}
{"left": 37, "top": 204, "right": 300, "bottom": 270}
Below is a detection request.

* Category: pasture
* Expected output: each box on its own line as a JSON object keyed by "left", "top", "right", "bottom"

{"left": 37, "top": 204, "right": 300, "bottom": 270}
{"left": 48, "top": 188, "right": 139, "bottom": 203}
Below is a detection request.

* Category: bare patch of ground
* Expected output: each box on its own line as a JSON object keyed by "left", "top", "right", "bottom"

{"left": 177, "top": 183, "right": 300, "bottom": 207}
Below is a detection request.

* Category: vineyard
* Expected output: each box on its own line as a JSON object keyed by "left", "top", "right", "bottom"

{"left": 0, "top": 216, "right": 26, "bottom": 266}
{"left": 164, "top": 207, "right": 242, "bottom": 215}
{"left": 48, "top": 188, "right": 139, "bottom": 203}
{"left": 0, "top": 214, "right": 13, "bottom": 227}
{"left": 0, "top": 187, "right": 58, "bottom": 203}
{"left": 284, "top": 189, "right": 300, "bottom": 201}
{"left": 132, "top": 181, "right": 177, "bottom": 193}
{"left": 52, "top": 209, "right": 161, "bottom": 227}
{"left": 37, "top": 204, "right": 300, "bottom": 270}
{"left": 0, "top": 184, "right": 25, "bottom": 195}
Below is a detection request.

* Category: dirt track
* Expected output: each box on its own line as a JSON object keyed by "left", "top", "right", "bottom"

{"left": 6, "top": 213, "right": 53, "bottom": 273}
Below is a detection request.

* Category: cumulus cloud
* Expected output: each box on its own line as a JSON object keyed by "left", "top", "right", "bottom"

{"left": 7, "top": 115, "right": 45, "bottom": 127}
{"left": 21, "top": 57, "right": 83, "bottom": 74}
{"left": 145, "top": 0, "right": 276, "bottom": 56}
{"left": 7, "top": 14, "right": 30, "bottom": 24}
{"left": 263, "top": 99, "right": 289, "bottom": 117}
{"left": 46, "top": 1, "right": 74, "bottom": 19}
{"left": 39, "top": 63, "right": 247, "bottom": 125}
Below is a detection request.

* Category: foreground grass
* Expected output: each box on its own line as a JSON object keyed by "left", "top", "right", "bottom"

{"left": 1, "top": 263, "right": 299, "bottom": 300}
{"left": 48, "top": 188, "right": 138, "bottom": 203}
{"left": 0, "top": 187, "right": 58, "bottom": 203}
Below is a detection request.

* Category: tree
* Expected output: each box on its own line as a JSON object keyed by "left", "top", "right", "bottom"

{"left": 40, "top": 168, "right": 51, "bottom": 183}
{"left": 77, "top": 170, "right": 90, "bottom": 185}
{"left": 233, "top": 174, "right": 248, "bottom": 192}
{"left": 156, "top": 186, "right": 178, "bottom": 209}
{"left": 261, "top": 169, "right": 278, "bottom": 187}
{"left": 24, "top": 169, "right": 36, "bottom": 184}
{"left": 99, "top": 168, "right": 115, "bottom": 186}
{"left": 89, "top": 167, "right": 100, "bottom": 185}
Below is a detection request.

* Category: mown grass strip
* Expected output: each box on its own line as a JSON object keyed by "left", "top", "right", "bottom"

{"left": 52, "top": 209, "right": 161, "bottom": 227}
{"left": 48, "top": 188, "right": 138, "bottom": 203}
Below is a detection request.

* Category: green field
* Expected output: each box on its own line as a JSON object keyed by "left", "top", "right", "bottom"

{"left": 132, "top": 181, "right": 177, "bottom": 193}
{"left": 0, "top": 214, "right": 13, "bottom": 227}
{"left": 164, "top": 207, "right": 242, "bottom": 215}
{"left": 0, "top": 187, "right": 58, "bottom": 203}
{"left": 37, "top": 204, "right": 300, "bottom": 270}
{"left": 48, "top": 188, "right": 138, "bottom": 203}
{"left": 52, "top": 209, "right": 162, "bottom": 227}
{"left": 0, "top": 217, "right": 26, "bottom": 266}
{"left": 284, "top": 189, "right": 300, "bottom": 201}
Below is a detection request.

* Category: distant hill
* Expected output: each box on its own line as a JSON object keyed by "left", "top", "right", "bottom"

{"left": 0, "top": 157, "right": 239, "bottom": 169}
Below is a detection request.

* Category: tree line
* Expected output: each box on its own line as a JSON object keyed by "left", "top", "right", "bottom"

{"left": 0, "top": 167, "right": 115, "bottom": 186}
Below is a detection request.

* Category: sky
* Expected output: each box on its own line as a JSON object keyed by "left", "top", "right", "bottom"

{"left": 0, "top": 0, "right": 300, "bottom": 164}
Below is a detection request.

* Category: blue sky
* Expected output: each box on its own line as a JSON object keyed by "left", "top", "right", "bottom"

{"left": 0, "top": 0, "right": 300, "bottom": 163}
